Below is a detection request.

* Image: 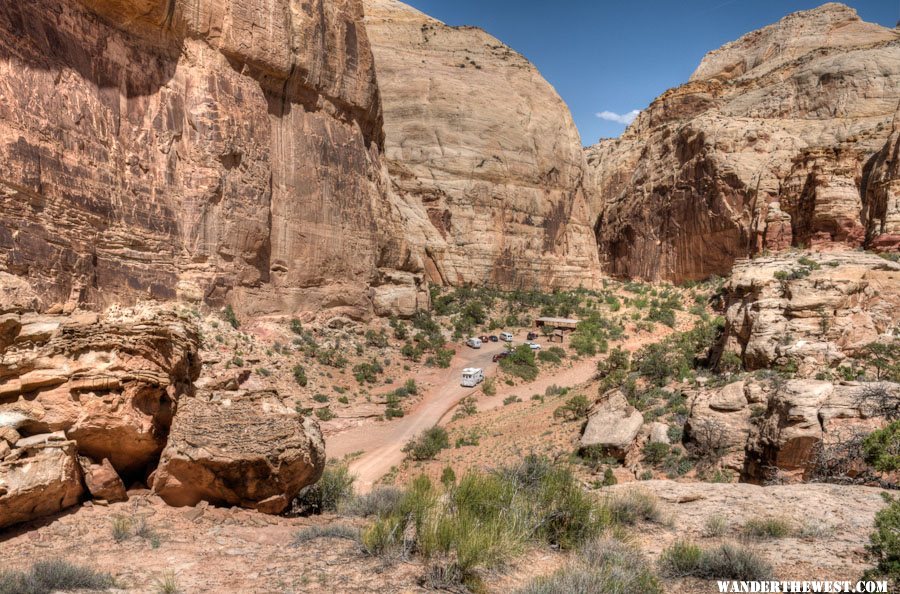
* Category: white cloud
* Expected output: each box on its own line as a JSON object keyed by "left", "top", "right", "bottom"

{"left": 595, "top": 109, "right": 641, "bottom": 125}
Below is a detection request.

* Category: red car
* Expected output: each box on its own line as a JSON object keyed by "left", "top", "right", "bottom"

{"left": 492, "top": 352, "right": 508, "bottom": 362}
{"left": 479, "top": 335, "right": 490, "bottom": 342}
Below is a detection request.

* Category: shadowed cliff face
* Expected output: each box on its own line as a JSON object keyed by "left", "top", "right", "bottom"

{"left": 363, "top": 0, "right": 601, "bottom": 291}
{"left": 586, "top": 3, "right": 900, "bottom": 283}
{"left": 0, "top": 0, "right": 424, "bottom": 319}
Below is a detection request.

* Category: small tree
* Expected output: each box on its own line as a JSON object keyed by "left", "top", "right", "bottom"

{"left": 865, "top": 494, "right": 900, "bottom": 590}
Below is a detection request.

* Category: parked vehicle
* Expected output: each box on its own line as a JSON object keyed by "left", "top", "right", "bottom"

{"left": 527, "top": 342, "right": 541, "bottom": 350}
{"left": 527, "top": 332, "right": 538, "bottom": 341}
{"left": 461, "top": 367, "right": 484, "bottom": 387}
{"left": 479, "top": 335, "right": 490, "bottom": 342}
{"left": 499, "top": 332, "right": 514, "bottom": 342}
{"left": 489, "top": 335, "right": 499, "bottom": 342}
{"left": 466, "top": 337, "right": 482, "bottom": 349}
{"left": 492, "top": 352, "right": 508, "bottom": 362}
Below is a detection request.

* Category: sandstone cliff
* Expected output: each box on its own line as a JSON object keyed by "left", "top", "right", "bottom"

{"left": 0, "top": 0, "right": 425, "bottom": 320}
{"left": 587, "top": 4, "right": 900, "bottom": 282}
{"left": 364, "top": 0, "right": 601, "bottom": 290}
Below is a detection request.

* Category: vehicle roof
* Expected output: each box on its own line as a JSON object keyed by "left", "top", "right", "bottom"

{"left": 462, "top": 368, "right": 483, "bottom": 374}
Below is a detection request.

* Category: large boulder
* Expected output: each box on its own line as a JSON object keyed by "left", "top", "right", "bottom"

{"left": 581, "top": 390, "right": 643, "bottom": 460}
{"left": 152, "top": 390, "right": 325, "bottom": 514}
{"left": 0, "top": 303, "right": 201, "bottom": 476}
{"left": 0, "top": 440, "right": 83, "bottom": 529}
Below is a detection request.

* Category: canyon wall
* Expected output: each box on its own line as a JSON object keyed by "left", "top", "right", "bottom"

{"left": 587, "top": 3, "right": 900, "bottom": 282}
{"left": 364, "top": 0, "right": 601, "bottom": 290}
{"left": 0, "top": 0, "right": 424, "bottom": 320}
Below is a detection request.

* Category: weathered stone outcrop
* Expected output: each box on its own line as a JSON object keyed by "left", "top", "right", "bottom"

{"left": 581, "top": 389, "right": 643, "bottom": 460}
{"left": 0, "top": 302, "right": 201, "bottom": 476}
{"left": 685, "top": 377, "right": 897, "bottom": 482}
{"left": 0, "top": 439, "right": 84, "bottom": 529}
{"left": 364, "top": 0, "right": 601, "bottom": 290}
{"left": 718, "top": 251, "right": 900, "bottom": 371}
{"left": 586, "top": 4, "right": 900, "bottom": 282}
{"left": 0, "top": 0, "right": 423, "bottom": 320}
{"left": 152, "top": 390, "right": 325, "bottom": 514}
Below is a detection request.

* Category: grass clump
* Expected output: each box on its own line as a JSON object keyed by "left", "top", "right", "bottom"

{"left": 658, "top": 541, "right": 772, "bottom": 580}
{"left": 403, "top": 426, "right": 450, "bottom": 461}
{"left": 362, "top": 456, "right": 611, "bottom": 590}
{"left": 292, "top": 524, "right": 361, "bottom": 544}
{"left": 606, "top": 489, "right": 662, "bottom": 525}
{"left": 342, "top": 487, "right": 405, "bottom": 518}
{"left": 740, "top": 517, "right": 792, "bottom": 540}
{"left": 0, "top": 560, "right": 115, "bottom": 594}
{"left": 293, "top": 463, "right": 354, "bottom": 515}
{"left": 704, "top": 514, "right": 728, "bottom": 537}
{"left": 517, "top": 537, "right": 662, "bottom": 594}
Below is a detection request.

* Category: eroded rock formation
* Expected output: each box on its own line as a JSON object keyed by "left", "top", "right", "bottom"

{"left": 364, "top": 0, "right": 601, "bottom": 290}
{"left": 587, "top": 4, "right": 900, "bottom": 282}
{"left": 0, "top": 0, "right": 424, "bottom": 320}
{"left": 718, "top": 251, "right": 900, "bottom": 371}
{"left": 152, "top": 390, "right": 325, "bottom": 514}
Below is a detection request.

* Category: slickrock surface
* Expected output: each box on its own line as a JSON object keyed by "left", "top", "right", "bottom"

{"left": 0, "top": 0, "right": 425, "bottom": 320}
{"left": 153, "top": 390, "right": 325, "bottom": 514}
{"left": 718, "top": 251, "right": 900, "bottom": 370}
{"left": 364, "top": 0, "right": 601, "bottom": 290}
{"left": 587, "top": 4, "right": 900, "bottom": 282}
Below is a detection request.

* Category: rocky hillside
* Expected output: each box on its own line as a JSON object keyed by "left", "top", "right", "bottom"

{"left": 364, "top": 0, "right": 601, "bottom": 290}
{"left": 587, "top": 3, "right": 900, "bottom": 282}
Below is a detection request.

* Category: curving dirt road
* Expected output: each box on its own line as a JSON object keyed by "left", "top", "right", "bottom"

{"left": 325, "top": 338, "right": 507, "bottom": 491}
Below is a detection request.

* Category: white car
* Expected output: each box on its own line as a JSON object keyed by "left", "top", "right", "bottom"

{"left": 466, "top": 337, "right": 482, "bottom": 349}
{"left": 527, "top": 342, "right": 541, "bottom": 350}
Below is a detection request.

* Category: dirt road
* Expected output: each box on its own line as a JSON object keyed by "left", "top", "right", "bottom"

{"left": 326, "top": 337, "right": 507, "bottom": 491}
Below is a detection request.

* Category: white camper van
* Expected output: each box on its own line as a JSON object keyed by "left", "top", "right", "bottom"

{"left": 466, "top": 337, "right": 482, "bottom": 349}
{"left": 499, "top": 332, "right": 514, "bottom": 342}
{"left": 461, "top": 368, "right": 484, "bottom": 387}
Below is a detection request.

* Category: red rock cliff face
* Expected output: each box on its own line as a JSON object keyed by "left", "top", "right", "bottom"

{"left": 586, "top": 4, "right": 900, "bottom": 283}
{"left": 0, "top": 0, "right": 423, "bottom": 319}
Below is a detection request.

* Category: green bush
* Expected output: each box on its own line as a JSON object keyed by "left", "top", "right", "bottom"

{"left": 363, "top": 457, "right": 611, "bottom": 590}
{"left": 482, "top": 377, "right": 496, "bottom": 396}
{"left": 314, "top": 407, "right": 335, "bottom": 421}
{"left": 290, "top": 318, "right": 302, "bottom": 334}
{"left": 607, "top": 489, "right": 662, "bottom": 525}
{"left": 292, "top": 365, "right": 308, "bottom": 387}
{"left": 553, "top": 394, "right": 591, "bottom": 421}
{"left": 353, "top": 360, "right": 384, "bottom": 384}
{"left": 293, "top": 463, "right": 354, "bottom": 515}
{"left": 741, "top": 517, "right": 792, "bottom": 540}
{"left": 538, "top": 349, "right": 562, "bottom": 364}
{"left": 403, "top": 426, "right": 450, "bottom": 461}
{"left": 658, "top": 541, "right": 772, "bottom": 580}
{"left": 343, "top": 486, "right": 405, "bottom": 518}
{"left": 0, "top": 559, "right": 115, "bottom": 594}
{"left": 866, "top": 494, "right": 900, "bottom": 588}
{"left": 864, "top": 421, "right": 900, "bottom": 472}
{"left": 517, "top": 538, "right": 662, "bottom": 594}
{"left": 223, "top": 305, "right": 239, "bottom": 329}
{"left": 500, "top": 344, "right": 539, "bottom": 381}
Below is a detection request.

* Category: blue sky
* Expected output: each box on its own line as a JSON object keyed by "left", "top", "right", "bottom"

{"left": 400, "top": 0, "right": 899, "bottom": 145}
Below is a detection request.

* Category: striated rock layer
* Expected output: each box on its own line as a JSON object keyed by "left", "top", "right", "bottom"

{"left": 364, "top": 0, "right": 601, "bottom": 290}
{"left": 586, "top": 4, "right": 900, "bottom": 282}
{"left": 0, "top": 0, "right": 423, "bottom": 320}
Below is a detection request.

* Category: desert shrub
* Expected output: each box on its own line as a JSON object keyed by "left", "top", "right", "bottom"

{"left": 223, "top": 305, "right": 239, "bottom": 329}
{"left": 152, "top": 572, "right": 179, "bottom": 594}
{"left": 292, "top": 524, "right": 361, "bottom": 544}
{"left": 606, "top": 489, "right": 662, "bottom": 525}
{"left": 658, "top": 541, "right": 772, "bottom": 580}
{"left": 403, "top": 426, "right": 450, "bottom": 461}
{"left": 642, "top": 442, "right": 671, "bottom": 466}
{"left": 864, "top": 421, "right": 900, "bottom": 473}
{"left": 312, "top": 393, "right": 328, "bottom": 403}
{"left": 0, "top": 559, "right": 115, "bottom": 594}
{"left": 314, "top": 406, "right": 335, "bottom": 421}
{"left": 647, "top": 306, "right": 676, "bottom": 328}
{"left": 554, "top": 394, "right": 591, "bottom": 421}
{"left": 292, "top": 365, "right": 308, "bottom": 387}
{"left": 704, "top": 514, "right": 728, "bottom": 537}
{"left": 482, "top": 377, "right": 496, "bottom": 396}
{"left": 500, "top": 344, "right": 539, "bottom": 381}
{"left": 353, "top": 360, "right": 384, "bottom": 384}
{"left": 853, "top": 342, "right": 900, "bottom": 382}
{"left": 293, "top": 463, "right": 354, "bottom": 515}
{"left": 343, "top": 487, "right": 405, "bottom": 518}
{"left": 856, "top": 383, "right": 900, "bottom": 421}
{"left": 718, "top": 351, "right": 743, "bottom": 374}
{"left": 865, "top": 494, "right": 900, "bottom": 589}
{"left": 538, "top": 349, "right": 562, "bottom": 364}
{"left": 517, "top": 538, "right": 662, "bottom": 594}
{"left": 570, "top": 313, "right": 621, "bottom": 356}
{"left": 363, "top": 457, "right": 610, "bottom": 590}
{"left": 441, "top": 466, "right": 457, "bottom": 487}
{"left": 741, "top": 517, "right": 792, "bottom": 540}
{"left": 290, "top": 318, "right": 303, "bottom": 334}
